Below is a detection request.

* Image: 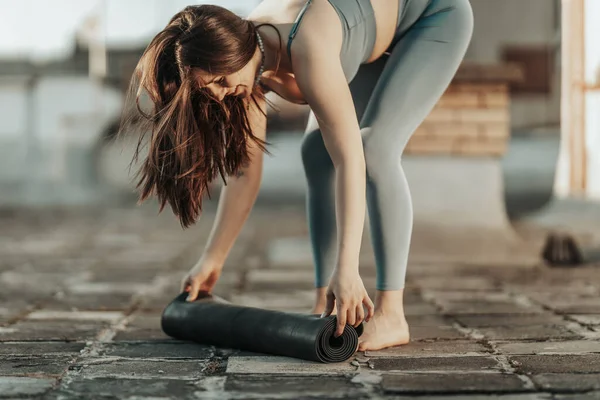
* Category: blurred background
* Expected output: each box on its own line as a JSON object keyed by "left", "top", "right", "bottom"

{"left": 0, "top": 0, "right": 598, "bottom": 260}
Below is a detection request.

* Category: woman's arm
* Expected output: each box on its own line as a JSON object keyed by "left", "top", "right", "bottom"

{"left": 200, "top": 96, "right": 267, "bottom": 267}
{"left": 293, "top": 34, "right": 374, "bottom": 334}
{"left": 184, "top": 96, "right": 266, "bottom": 300}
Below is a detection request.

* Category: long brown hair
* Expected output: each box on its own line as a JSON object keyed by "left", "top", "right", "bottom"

{"left": 119, "top": 5, "right": 276, "bottom": 228}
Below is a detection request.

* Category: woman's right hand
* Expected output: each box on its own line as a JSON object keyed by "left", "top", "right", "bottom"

{"left": 181, "top": 261, "right": 222, "bottom": 301}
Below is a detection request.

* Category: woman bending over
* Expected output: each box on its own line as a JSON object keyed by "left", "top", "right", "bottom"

{"left": 124, "top": 0, "right": 473, "bottom": 351}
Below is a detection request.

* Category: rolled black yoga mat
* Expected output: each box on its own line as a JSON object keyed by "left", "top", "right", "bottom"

{"left": 161, "top": 292, "right": 363, "bottom": 363}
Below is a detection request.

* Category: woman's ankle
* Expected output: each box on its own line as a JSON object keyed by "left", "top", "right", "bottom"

{"left": 374, "top": 289, "right": 407, "bottom": 319}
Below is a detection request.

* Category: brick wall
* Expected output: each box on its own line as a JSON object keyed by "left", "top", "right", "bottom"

{"left": 405, "top": 83, "right": 510, "bottom": 157}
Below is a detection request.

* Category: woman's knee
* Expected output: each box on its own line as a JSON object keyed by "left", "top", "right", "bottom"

{"left": 363, "top": 133, "right": 401, "bottom": 182}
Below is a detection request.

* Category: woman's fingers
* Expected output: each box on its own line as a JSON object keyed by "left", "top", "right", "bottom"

{"left": 186, "top": 278, "right": 201, "bottom": 302}
{"left": 346, "top": 305, "right": 356, "bottom": 327}
{"left": 355, "top": 304, "right": 365, "bottom": 327}
{"left": 363, "top": 294, "right": 375, "bottom": 322}
{"left": 335, "top": 304, "right": 347, "bottom": 337}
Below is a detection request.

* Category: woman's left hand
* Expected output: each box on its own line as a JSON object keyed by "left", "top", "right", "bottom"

{"left": 321, "top": 267, "right": 375, "bottom": 337}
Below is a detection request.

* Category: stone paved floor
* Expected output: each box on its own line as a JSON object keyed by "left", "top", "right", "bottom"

{"left": 1, "top": 203, "right": 600, "bottom": 400}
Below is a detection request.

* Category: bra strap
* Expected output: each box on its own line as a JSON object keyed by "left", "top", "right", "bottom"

{"left": 287, "top": 0, "right": 313, "bottom": 61}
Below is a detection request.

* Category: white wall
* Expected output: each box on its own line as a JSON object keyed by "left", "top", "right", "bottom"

{"left": 466, "top": 0, "right": 561, "bottom": 129}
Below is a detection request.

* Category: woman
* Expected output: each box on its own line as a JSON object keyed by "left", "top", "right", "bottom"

{"left": 124, "top": 0, "right": 473, "bottom": 351}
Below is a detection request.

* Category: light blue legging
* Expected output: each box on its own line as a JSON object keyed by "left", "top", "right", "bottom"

{"left": 301, "top": 0, "right": 474, "bottom": 290}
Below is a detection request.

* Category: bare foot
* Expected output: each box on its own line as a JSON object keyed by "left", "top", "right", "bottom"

{"left": 357, "top": 310, "right": 409, "bottom": 351}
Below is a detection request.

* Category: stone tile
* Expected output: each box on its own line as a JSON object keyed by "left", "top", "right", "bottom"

{"left": 415, "top": 276, "right": 499, "bottom": 291}
{"left": 87, "top": 267, "right": 161, "bottom": 283}
{"left": 0, "top": 356, "right": 72, "bottom": 376}
{"left": 386, "top": 395, "right": 549, "bottom": 400}
{"left": 0, "top": 321, "right": 106, "bottom": 341}
{"left": 365, "top": 341, "right": 489, "bottom": 357}
{"left": 406, "top": 315, "right": 455, "bottom": 327}
{"left": 429, "top": 291, "right": 512, "bottom": 302}
{"left": 0, "top": 342, "right": 85, "bottom": 356}
{"left": 510, "top": 354, "right": 600, "bottom": 373}
{"left": 224, "top": 375, "right": 364, "bottom": 398}
{"left": 531, "top": 373, "right": 600, "bottom": 392}
{"left": 44, "top": 292, "right": 135, "bottom": 311}
{"left": 100, "top": 342, "right": 212, "bottom": 359}
{"left": 381, "top": 372, "right": 531, "bottom": 394}
{"left": 528, "top": 294, "right": 600, "bottom": 314}
{"left": 26, "top": 310, "right": 123, "bottom": 322}
{"left": 477, "top": 325, "right": 581, "bottom": 340}
{"left": 405, "top": 303, "right": 441, "bottom": 316}
{"left": 554, "top": 302, "right": 600, "bottom": 314}
{"left": 496, "top": 340, "right": 600, "bottom": 355}
{"left": 245, "top": 269, "right": 315, "bottom": 291}
{"left": 440, "top": 301, "right": 538, "bottom": 315}
{"left": 554, "top": 392, "right": 600, "bottom": 400}
{"left": 104, "top": 248, "right": 181, "bottom": 265}
{"left": 230, "top": 291, "right": 314, "bottom": 311}
{"left": 0, "top": 376, "right": 55, "bottom": 397}
{"left": 52, "top": 377, "right": 197, "bottom": 398}
{"left": 369, "top": 356, "right": 500, "bottom": 372}
{"left": 0, "top": 302, "right": 33, "bottom": 325}
{"left": 112, "top": 314, "right": 169, "bottom": 341}
{"left": 225, "top": 356, "right": 356, "bottom": 375}
{"left": 570, "top": 315, "right": 600, "bottom": 325}
{"left": 67, "top": 282, "right": 151, "bottom": 295}
{"left": 453, "top": 314, "right": 565, "bottom": 327}
{"left": 1, "top": 270, "right": 89, "bottom": 295}
{"left": 411, "top": 326, "right": 466, "bottom": 340}
{"left": 80, "top": 360, "right": 206, "bottom": 379}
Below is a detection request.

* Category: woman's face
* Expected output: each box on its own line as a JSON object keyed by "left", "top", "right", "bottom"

{"left": 194, "top": 58, "right": 257, "bottom": 101}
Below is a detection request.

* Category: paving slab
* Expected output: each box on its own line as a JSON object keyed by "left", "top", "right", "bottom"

{"left": 80, "top": 359, "right": 208, "bottom": 380}
{"left": 413, "top": 276, "right": 499, "bottom": 291}
{"left": 0, "top": 376, "right": 55, "bottom": 397}
{"left": 25, "top": 310, "right": 123, "bottom": 322}
{"left": 569, "top": 315, "right": 600, "bottom": 325}
{"left": 99, "top": 342, "right": 213, "bottom": 359}
{"left": 365, "top": 341, "right": 490, "bottom": 357}
{"left": 229, "top": 291, "right": 314, "bottom": 311}
{"left": 43, "top": 292, "right": 135, "bottom": 311}
{"left": 510, "top": 354, "right": 600, "bottom": 374}
{"left": 225, "top": 356, "right": 357, "bottom": 375}
{"left": 531, "top": 373, "right": 600, "bottom": 392}
{"left": 368, "top": 356, "right": 501, "bottom": 372}
{"left": 453, "top": 314, "right": 566, "bottom": 328}
{"left": 380, "top": 372, "right": 533, "bottom": 394}
{"left": 476, "top": 325, "right": 581, "bottom": 341}
{"left": 553, "top": 392, "right": 600, "bottom": 400}
{"left": 439, "top": 301, "right": 540, "bottom": 315}
{"left": 112, "top": 314, "right": 170, "bottom": 341}
{"left": 496, "top": 340, "right": 600, "bottom": 355}
{"left": 224, "top": 375, "right": 366, "bottom": 399}
{"left": 383, "top": 395, "right": 549, "bottom": 400}
{"left": 410, "top": 326, "right": 466, "bottom": 340}
{"left": 0, "top": 341, "right": 85, "bottom": 356}
{"left": 52, "top": 377, "right": 199, "bottom": 399}
{"left": 0, "top": 320, "right": 106, "bottom": 341}
{"left": 0, "top": 356, "right": 72, "bottom": 377}
{"left": 405, "top": 315, "right": 455, "bottom": 327}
